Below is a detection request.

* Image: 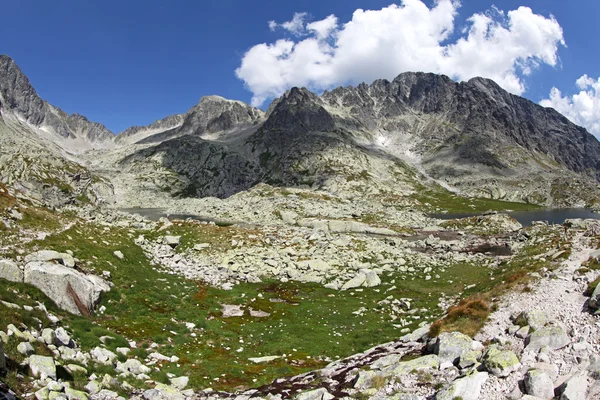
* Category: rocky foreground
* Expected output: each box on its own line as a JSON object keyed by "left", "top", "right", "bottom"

{"left": 1, "top": 195, "right": 599, "bottom": 400}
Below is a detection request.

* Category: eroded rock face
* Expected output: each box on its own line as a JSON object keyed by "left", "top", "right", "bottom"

{"left": 23, "top": 262, "right": 110, "bottom": 315}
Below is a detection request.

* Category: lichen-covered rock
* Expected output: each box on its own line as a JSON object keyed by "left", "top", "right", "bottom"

{"left": 389, "top": 354, "right": 440, "bottom": 375}
{"left": 435, "top": 372, "right": 488, "bottom": 400}
{"left": 525, "top": 369, "right": 555, "bottom": 399}
{"left": 29, "top": 355, "right": 56, "bottom": 380}
{"left": 482, "top": 347, "right": 521, "bottom": 377}
{"left": 516, "top": 310, "right": 548, "bottom": 331}
{"left": 64, "top": 388, "right": 89, "bottom": 400}
{"left": 525, "top": 326, "right": 570, "bottom": 352}
{"left": 354, "top": 370, "right": 388, "bottom": 390}
{"left": 434, "top": 331, "right": 473, "bottom": 364}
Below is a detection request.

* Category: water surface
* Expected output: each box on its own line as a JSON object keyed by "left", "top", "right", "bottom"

{"left": 431, "top": 208, "right": 600, "bottom": 227}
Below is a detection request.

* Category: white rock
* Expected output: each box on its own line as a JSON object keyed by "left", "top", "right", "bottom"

{"left": 0, "top": 259, "right": 23, "bottom": 282}
{"left": 23, "top": 261, "right": 110, "bottom": 315}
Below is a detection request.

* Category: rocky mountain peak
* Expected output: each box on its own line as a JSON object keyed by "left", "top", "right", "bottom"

{"left": 179, "top": 95, "right": 264, "bottom": 136}
{"left": 0, "top": 54, "right": 114, "bottom": 146}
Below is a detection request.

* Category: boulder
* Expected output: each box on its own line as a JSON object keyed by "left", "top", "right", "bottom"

{"left": 142, "top": 383, "right": 185, "bottom": 400}
{"left": 41, "top": 328, "right": 56, "bottom": 345}
{"left": 525, "top": 326, "right": 570, "bottom": 352}
{"left": 435, "top": 372, "right": 488, "bottom": 400}
{"left": 116, "top": 359, "right": 151, "bottom": 375}
{"left": 90, "top": 347, "right": 117, "bottom": 365}
{"left": 482, "top": 347, "right": 521, "bottom": 377}
{"left": 589, "top": 284, "right": 600, "bottom": 310}
{"left": 295, "top": 388, "right": 335, "bottom": 400}
{"left": 25, "top": 250, "right": 75, "bottom": 268}
{"left": 363, "top": 270, "right": 381, "bottom": 287}
{"left": 341, "top": 273, "right": 366, "bottom": 290}
{"left": 23, "top": 262, "right": 110, "bottom": 315}
{"left": 354, "top": 369, "right": 387, "bottom": 390}
{"left": 55, "top": 327, "right": 74, "bottom": 348}
{"left": 16, "top": 342, "right": 34, "bottom": 355}
{"left": 64, "top": 388, "right": 89, "bottom": 400}
{"left": 558, "top": 374, "right": 588, "bottom": 400}
{"left": 525, "top": 369, "right": 555, "bottom": 399}
{"left": 164, "top": 236, "right": 181, "bottom": 248}
{"left": 113, "top": 251, "right": 124, "bottom": 260}
{"left": 29, "top": 355, "right": 56, "bottom": 380}
{"left": 169, "top": 377, "right": 188, "bottom": 390}
{"left": 516, "top": 310, "right": 548, "bottom": 331}
{"left": 389, "top": 354, "right": 440, "bottom": 375}
{"left": 0, "top": 260, "right": 22, "bottom": 282}
{"left": 434, "top": 331, "right": 474, "bottom": 364}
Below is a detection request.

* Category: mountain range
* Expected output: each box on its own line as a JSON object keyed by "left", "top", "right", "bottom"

{"left": 0, "top": 54, "right": 599, "bottom": 209}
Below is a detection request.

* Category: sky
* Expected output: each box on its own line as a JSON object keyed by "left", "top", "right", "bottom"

{"left": 0, "top": 0, "right": 599, "bottom": 136}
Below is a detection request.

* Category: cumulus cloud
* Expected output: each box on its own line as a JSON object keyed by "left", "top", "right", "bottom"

{"left": 268, "top": 12, "right": 309, "bottom": 36}
{"left": 237, "top": 0, "right": 565, "bottom": 107}
{"left": 541, "top": 75, "right": 600, "bottom": 136}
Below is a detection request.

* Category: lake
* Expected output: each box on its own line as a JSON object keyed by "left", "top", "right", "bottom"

{"left": 431, "top": 208, "right": 600, "bottom": 227}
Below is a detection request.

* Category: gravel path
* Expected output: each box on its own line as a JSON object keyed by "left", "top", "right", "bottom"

{"left": 476, "top": 232, "right": 600, "bottom": 399}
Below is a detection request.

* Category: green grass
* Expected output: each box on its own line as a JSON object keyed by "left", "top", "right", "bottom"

{"left": 411, "top": 186, "right": 542, "bottom": 214}
{"left": 0, "top": 219, "right": 505, "bottom": 391}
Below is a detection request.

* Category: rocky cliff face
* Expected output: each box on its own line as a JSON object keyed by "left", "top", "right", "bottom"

{"left": 0, "top": 55, "right": 114, "bottom": 146}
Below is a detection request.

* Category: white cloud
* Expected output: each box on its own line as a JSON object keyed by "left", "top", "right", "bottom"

{"left": 306, "top": 14, "right": 337, "bottom": 39}
{"left": 237, "top": 0, "right": 565, "bottom": 107}
{"left": 268, "top": 12, "right": 309, "bottom": 36}
{"left": 541, "top": 75, "right": 600, "bottom": 136}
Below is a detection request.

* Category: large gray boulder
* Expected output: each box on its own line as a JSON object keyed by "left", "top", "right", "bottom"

{"left": 525, "top": 326, "right": 570, "bottom": 352}
{"left": 24, "top": 250, "right": 75, "bottom": 268}
{"left": 559, "top": 374, "right": 588, "bottom": 400}
{"left": 482, "top": 347, "right": 521, "bottom": 377}
{"left": 0, "top": 260, "right": 22, "bottom": 282}
{"left": 525, "top": 369, "right": 555, "bottom": 399}
{"left": 435, "top": 372, "right": 488, "bottom": 400}
{"left": 23, "top": 261, "right": 110, "bottom": 315}
{"left": 434, "top": 331, "right": 474, "bottom": 364}
{"left": 29, "top": 355, "right": 56, "bottom": 380}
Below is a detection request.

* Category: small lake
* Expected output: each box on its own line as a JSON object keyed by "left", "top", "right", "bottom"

{"left": 120, "top": 208, "right": 235, "bottom": 226}
{"left": 431, "top": 208, "right": 600, "bottom": 227}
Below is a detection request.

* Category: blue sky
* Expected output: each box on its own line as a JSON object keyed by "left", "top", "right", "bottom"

{"left": 1, "top": 1, "right": 599, "bottom": 135}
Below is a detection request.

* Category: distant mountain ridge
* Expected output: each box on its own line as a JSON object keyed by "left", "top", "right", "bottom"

{"left": 0, "top": 54, "right": 599, "bottom": 208}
